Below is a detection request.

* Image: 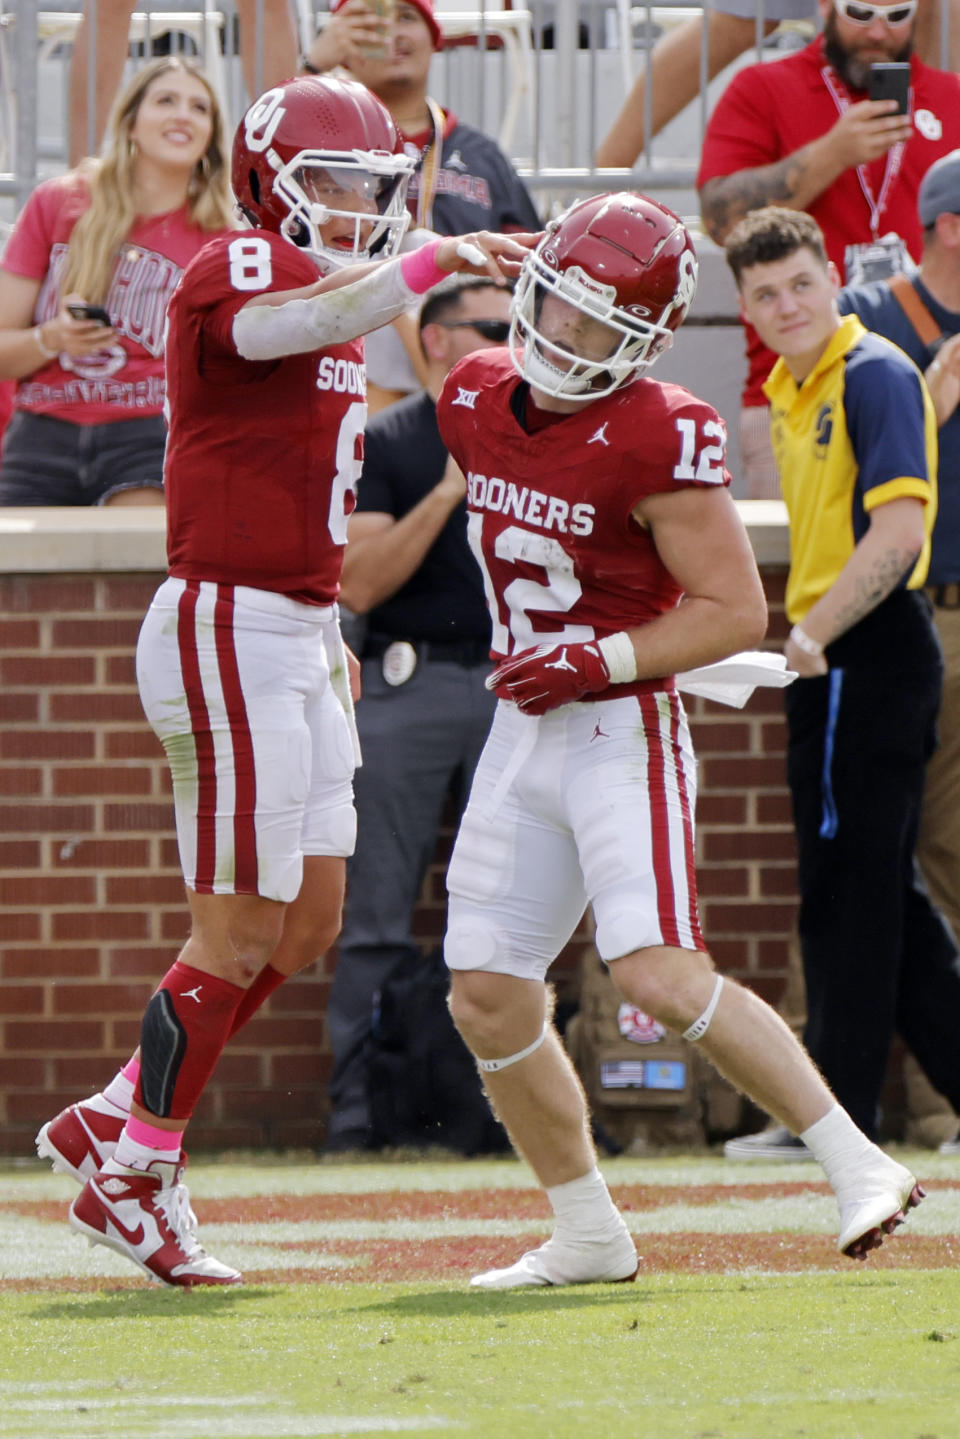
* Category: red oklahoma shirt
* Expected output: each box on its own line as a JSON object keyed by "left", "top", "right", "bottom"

{"left": 698, "top": 35, "right": 960, "bottom": 405}
{"left": 2, "top": 173, "right": 231, "bottom": 424}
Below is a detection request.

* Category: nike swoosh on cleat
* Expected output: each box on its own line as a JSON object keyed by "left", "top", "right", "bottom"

{"left": 107, "top": 1213, "right": 146, "bottom": 1247}
{"left": 93, "top": 1187, "right": 147, "bottom": 1247}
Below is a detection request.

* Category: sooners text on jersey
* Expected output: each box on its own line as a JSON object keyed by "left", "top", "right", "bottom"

{"left": 437, "top": 349, "right": 731, "bottom": 691}
{"left": 164, "top": 230, "right": 365, "bottom": 605}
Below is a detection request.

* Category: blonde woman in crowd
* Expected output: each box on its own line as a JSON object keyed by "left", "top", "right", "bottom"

{"left": 0, "top": 57, "right": 234, "bottom": 506}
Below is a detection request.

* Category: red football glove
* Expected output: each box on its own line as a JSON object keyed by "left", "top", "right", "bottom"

{"left": 487, "top": 641, "right": 612, "bottom": 715}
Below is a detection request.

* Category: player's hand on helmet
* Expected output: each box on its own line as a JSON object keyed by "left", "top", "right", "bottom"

{"left": 486, "top": 641, "right": 613, "bottom": 715}
{"left": 435, "top": 230, "right": 542, "bottom": 285}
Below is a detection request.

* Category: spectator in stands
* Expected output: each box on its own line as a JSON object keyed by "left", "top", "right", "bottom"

{"left": 836, "top": 150, "right": 960, "bottom": 1156}
{"left": 596, "top": 0, "right": 959, "bottom": 171}
{"left": 0, "top": 57, "right": 234, "bottom": 507}
{"left": 722, "top": 205, "right": 960, "bottom": 1158}
{"left": 697, "top": 0, "right": 960, "bottom": 497}
{"left": 596, "top": 1, "right": 818, "bottom": 170}
{"left": 303, "top": 0, "right": 540, "bottom": 411}
{"left": 0, "top": 380, "right": 11, "bottom": 454}
{"left": 68, "top": 0, "right": 299, "bottom": 166}
{"left": 323, "top": 276, "right": 508, "bottom": 1152}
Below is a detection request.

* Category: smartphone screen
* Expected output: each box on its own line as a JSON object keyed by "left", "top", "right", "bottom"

{"left": 68, "top": 303, "right": 112, "bottom": 326}
{"left": 868, "top": 63, "right": 910, "bottom": 115}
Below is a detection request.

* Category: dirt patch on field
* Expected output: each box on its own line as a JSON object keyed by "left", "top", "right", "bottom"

{"left": 15, "top": 1178, "right": 958, "bottom": 1227}
{"left": 5, "top": 1178, "right": 956, "bottom": 1290}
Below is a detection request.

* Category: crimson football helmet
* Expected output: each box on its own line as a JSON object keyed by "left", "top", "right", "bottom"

{"left": 232, "top": 76, "right": 415, "bottom": 272}
{"left": 510, "top": 192, "right": 699, "bottom": 402}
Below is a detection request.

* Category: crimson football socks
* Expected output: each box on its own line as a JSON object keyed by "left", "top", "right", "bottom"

{"left": 229, "top": 962, "right": 286, "bottom": 1034}
{"left": 136, "top": 960, "right": 245, "bottom": 1122}
{"left": 96, "top": 962, "right": 290, "bottom": 1169}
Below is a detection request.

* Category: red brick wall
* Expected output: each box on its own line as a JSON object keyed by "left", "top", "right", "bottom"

{"left": 0, "top": 567, "right": 797, "bottom": 1157}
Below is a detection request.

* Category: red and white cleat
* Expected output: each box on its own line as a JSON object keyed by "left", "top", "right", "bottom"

{"left": 837, "top": 1154, "right": 925, "bottom": 1260}
{"left": 69, "top": 1156, "right": 242, "bottom": 1288}
{"left": 36, "top": 1095, "right": 126, "bottom": 1185}
{"left": 470, "top": 1223, "right": 639, "bottom": 1290}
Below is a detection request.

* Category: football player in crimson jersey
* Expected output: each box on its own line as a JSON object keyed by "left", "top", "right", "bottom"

{"left": 34, "top": 74, "right": 537, "bottom": 1290}
{"left": 435, "top": 191, "right": 924, "bottom": 1290}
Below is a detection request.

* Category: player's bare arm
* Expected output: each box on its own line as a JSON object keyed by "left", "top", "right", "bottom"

{"left": 700, "top": 101, "right": 912, "bottom": 244}
{"left": 786, "top": 495, "right": 925, "bottom": 676}
{"left": 233, "top": 231, "right": 538, "bottom": 359}
{"left": 489, "top": 486, "right": 768, "bottom": 716}
{"left": 621, "top": 484, "right": 768, "bottom": 674}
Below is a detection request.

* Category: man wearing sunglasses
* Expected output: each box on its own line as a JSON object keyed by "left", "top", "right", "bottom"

{"left": 698, "top": 0, "right": 960, "bottom": 498}
{"left": 321, "top": 276, "right": 512, "bottom": 1153}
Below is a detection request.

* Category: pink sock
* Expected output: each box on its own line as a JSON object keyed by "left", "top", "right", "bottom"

{"left": 125, "top": 1114, "right": 183, "bottom": 1153}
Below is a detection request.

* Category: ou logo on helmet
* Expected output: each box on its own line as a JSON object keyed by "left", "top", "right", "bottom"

{"left": 244, "top": 88, "right": 287, "bottom": 153}
{"left": 676, "top": 248, "right": 698, "bottom": 313}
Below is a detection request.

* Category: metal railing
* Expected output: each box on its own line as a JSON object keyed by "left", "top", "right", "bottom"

{"left": 1, "top": 0, "right": 952, "bottom": 219}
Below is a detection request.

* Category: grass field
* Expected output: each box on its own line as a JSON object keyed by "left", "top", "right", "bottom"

{"left": 2, "top": 1150, "right": 959, "bottom": 1439}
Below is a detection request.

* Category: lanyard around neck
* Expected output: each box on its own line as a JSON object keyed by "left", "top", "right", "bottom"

{"left": 820, "top": 63, "right": 907, "bottom": 238}
{"left": 411, "top": 97, "right": 446, "bottom": 231}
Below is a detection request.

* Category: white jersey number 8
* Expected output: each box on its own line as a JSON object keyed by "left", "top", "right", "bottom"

{"left": 228, "top": 236, "right": 274, "bottom": 292}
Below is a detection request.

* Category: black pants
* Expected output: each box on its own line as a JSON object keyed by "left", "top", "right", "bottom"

{"left": 326, "top": 649, "right": 496, "bottom": 1141}
{"left": 785, "top": 589, "right": 960, "bottom": 1139}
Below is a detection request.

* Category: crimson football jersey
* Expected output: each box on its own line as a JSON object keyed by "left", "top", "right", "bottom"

{"left": 164, "top": 230, "right": 365, "bottom": 605}
{"left": 437, "top": 349, "right": 732, "bottom": 692}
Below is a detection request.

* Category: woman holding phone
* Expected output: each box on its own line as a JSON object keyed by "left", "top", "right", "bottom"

{"left": 0, "top": 57, "right": 234, "bottom": 506}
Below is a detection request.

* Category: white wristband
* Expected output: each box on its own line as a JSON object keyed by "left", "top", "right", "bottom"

{"left": 33, "top": 324, "right": 58, "bottom": 360}
{"left": 597, "top": 631, "right": 638, "bottom": 684}
{"left": 789, "top": 624, "right": 824, "bottom": 658}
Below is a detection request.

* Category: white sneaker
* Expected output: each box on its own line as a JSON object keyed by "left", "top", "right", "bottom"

{"left": 835, "top": 1151, "right": 924, "bottom": 1259}
{"left": 470, "top": 1223, "right": 638, "bottom": 1291}
{"left": 69, "top": 1155, "right": 241, "bottom": 1288}
{"left": 938, "top": 1132, "right": 960, "bottom": 1156}
{"left": 723, "top": 1125, "right": 811, "bottom": 1161}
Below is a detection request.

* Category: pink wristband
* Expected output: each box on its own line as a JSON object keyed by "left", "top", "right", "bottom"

{"left": 400, "top": 239, "right": 448, "bottom": 294}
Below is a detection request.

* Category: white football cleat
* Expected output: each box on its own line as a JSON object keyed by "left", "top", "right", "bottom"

{"left": 36, "top": 1095, "right": 126, "bottom": 1185}
{"left": 836, "top": 1152, "right": 924, "bottom": 1259}
{"left": 69, "top": 1156, "right": 241, "bottom": 1288}
{"left": 470, "top": 1223, "right": 638, "bottom": 1290}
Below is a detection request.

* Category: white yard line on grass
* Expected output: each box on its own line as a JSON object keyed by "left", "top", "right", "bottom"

{"left": 0, "top": 1386, "right": 456, "bottom": 1438}
{"left": 5, "top": 1152, "right": 959, "bottom": 1202}
{"left": 2, "top": 1187, "right": 958, "bottom": 1282}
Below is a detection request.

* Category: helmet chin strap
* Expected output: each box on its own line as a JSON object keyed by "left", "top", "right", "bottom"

{"left": 524, "top": 342, "right": 596, "bottom": 399}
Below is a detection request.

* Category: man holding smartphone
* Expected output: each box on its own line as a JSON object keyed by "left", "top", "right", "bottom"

{"left": 698, "top": 0, "right": 960, "bottom": 497}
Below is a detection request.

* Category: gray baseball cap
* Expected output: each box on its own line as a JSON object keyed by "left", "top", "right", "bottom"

{"left": 919, "top": 149, "right": 960, "bottom": 227}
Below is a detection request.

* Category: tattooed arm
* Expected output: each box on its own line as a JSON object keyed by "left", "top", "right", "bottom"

{"left": 785, "top": 497, "right": 925, "bottom": 676}
{"left": 699, "top": 100, "right": 914, "bottom": 244}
